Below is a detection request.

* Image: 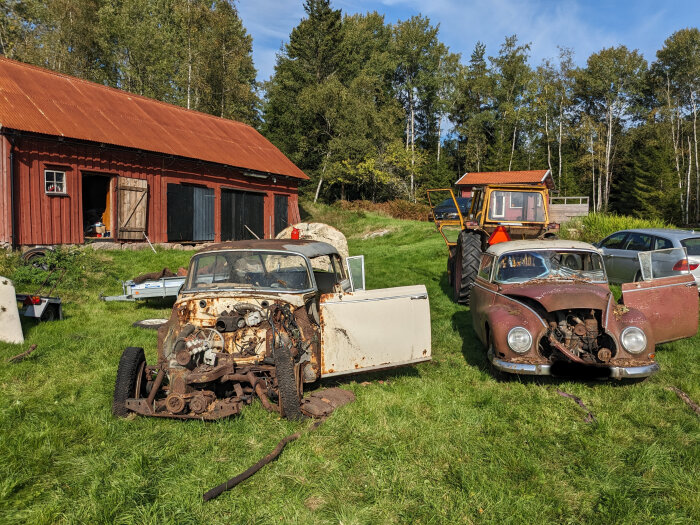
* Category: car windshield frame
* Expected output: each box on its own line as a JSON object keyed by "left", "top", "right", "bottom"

{"left": 492, "top": 249, "right": 608, "bottom": 284}
{"left": 182, "top": 249, "right": 317, "bottom": 294}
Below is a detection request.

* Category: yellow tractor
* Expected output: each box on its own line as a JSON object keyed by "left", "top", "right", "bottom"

{"left": 427, "top": 183, "right": 559, "bottom": 304}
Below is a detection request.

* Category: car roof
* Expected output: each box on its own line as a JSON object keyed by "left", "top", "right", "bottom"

{"left": 196, "top": 239, "right": 339, "bottom": 258}
{"left": 609, "top": 228, "right": 700, "bottom": 239}
{"left": 485, "top": 239, "right": 599, "bottom": 257}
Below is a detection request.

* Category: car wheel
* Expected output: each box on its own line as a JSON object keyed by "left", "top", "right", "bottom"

{"left": 275, "top": 346, "right": 304, "bottom": 420}
{"left": 21, "top": 247, "right": 54, "bottom": 270}
{"left": 274, "top": 343, "right": 303, "bottom": 421}
{"left": 40, "top": 305, "right": 56, "bottom": 322}
{"left": 112, "top": 347, "right": 147, "bottom": 418}
{"left": 453, "top": 231, "right": 481, "bottom": 305}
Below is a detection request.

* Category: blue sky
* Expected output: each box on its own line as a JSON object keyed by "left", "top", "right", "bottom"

{"left": 236, "top": 0, "right": 700, "bottom": 83}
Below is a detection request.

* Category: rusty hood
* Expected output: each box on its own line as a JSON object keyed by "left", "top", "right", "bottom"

{"left": 502, "top": 282, "right": 611, "bottom": 312}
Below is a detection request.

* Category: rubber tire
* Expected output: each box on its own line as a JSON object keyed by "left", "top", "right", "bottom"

{"left": 40, "top": 305, "right": 56, "bottom": 322}
{"left": 21, "top": 247, "right": 54, "bottom": 270}
{"left": 274, "top": 344, "right": 303, "bottom": 421}
{"left": 112, "top": 347, "right": 146, "bottom": 418}
{"left": 453, "top": 231, "right": 482, "bottom": 305}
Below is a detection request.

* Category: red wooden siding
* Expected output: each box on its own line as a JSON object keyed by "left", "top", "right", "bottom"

{"left": 10, "top": 134, "right": 301, "bottom": 245}
{"left": 0, "top": 135, "right": 11, "bottom": 244}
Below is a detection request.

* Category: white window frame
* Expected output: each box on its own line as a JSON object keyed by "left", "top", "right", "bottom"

{"left": 45, "top": 169, "right": 67, "bottom": 195}
{"left": 490, "top": 192, "right": 506, "bottom": 218}
{"left": 509, "top": 192, "right": 523, "bottom": 209}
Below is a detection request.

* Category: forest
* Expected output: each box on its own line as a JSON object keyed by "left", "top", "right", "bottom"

{"left": 1, "top": 0, "right": 699, "bottom": 224}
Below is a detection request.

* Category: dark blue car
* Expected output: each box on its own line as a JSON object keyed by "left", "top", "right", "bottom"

{"left": 432, "top": 197, "right": 472, "bottom": 221}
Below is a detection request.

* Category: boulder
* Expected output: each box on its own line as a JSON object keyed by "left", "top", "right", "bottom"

{"left": 276, "top": 223, "right": 349, "bottom": 260}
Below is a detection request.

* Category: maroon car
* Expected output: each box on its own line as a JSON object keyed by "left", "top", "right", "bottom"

{"left": 470, "top": 240, "right": 698, "bottom": 379}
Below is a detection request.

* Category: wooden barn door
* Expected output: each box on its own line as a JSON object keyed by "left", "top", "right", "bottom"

{"left": 274, "top": 194, "right": 289, "bottom": 235}
{"left": 167, "top": 183, "right": 214, "bottom": 242}
{"left": 221, "top": 189, "right": 264, "bottom": 241}
{"left": 117, "top": 177, "right": 148, "bottom": 240}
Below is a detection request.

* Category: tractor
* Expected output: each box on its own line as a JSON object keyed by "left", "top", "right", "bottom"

{"left": 427, "top": 183, "right": 559, "bottom": 305}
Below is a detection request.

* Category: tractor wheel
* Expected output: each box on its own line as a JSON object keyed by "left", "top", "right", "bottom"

{"left": 112, "top": 347, "right": 147, "bottom": 418}
{"left": 274, "top": 344, "right": 303, "bottom": 421}
{"left": 453, "top": 231, "right": 482, "bottom": 305}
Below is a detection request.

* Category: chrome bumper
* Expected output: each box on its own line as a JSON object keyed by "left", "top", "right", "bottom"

{"left": 488, "top": 349, "right": 660, "bottom": 379}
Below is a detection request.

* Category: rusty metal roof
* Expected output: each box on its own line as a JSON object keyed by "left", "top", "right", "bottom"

{"left": 0, "top": 57, "right": 308, "bottom": 180}
{"left": 456, "top": 170, "right": 553, "bottom": 189}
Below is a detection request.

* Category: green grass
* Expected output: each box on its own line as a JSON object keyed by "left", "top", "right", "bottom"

{"left": 1, "top": 208, "right": 699, "bottom": 524}
{"left": 560, "top": 213, "right": 675, "bottom": 243}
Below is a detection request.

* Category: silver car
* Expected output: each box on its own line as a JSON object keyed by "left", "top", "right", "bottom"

{"left": 596, "top": 228, "right": 700, "bottom": 284}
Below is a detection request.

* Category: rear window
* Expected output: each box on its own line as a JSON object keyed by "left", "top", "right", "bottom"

{"left": 681, "top": 238, "right": 700, "bottom": 256}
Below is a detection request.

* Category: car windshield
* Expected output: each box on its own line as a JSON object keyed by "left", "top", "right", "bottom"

{"left": 487, "top": 191, "right": 545, "bottom": 222}
{"left": 494, "top": 250, "right": 606, "bottom": 283}
{"left": 437, "top": 197, "right": 471, "bottom": 210}
{"left": 681, "top": 238, "right": 700, "bottom": 256}
{"left": 185, "top": 250, "right": 313, "bottom": 292}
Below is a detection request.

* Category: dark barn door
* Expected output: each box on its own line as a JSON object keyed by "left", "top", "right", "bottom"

{"left": 167, "top": 184, "right": 214, "bottom": 242}
{"left": 167, "top": 184, "right": 193, "bottom": 241}
{"left": 274, "top": 194, "right": 289, "bottom": 235}
{"left": 193, "top": 186, "right": 214, "bottom": 241}
{"left": 221, "top": 189, "right": 264, "bottom": 240}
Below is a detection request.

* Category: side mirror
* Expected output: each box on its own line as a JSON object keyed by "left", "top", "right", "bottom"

{"left": 346, "top": 255, "right": 365, "bottom": 292}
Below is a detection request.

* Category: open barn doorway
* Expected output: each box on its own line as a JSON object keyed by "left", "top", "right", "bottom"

{"left": 82, "top": 173, "right": 113, "bottom": 239}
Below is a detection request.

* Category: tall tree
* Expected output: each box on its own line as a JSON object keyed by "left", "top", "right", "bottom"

{"left": 574, "top": 46, "right": 647, "bottom": 210}
{"left": 654, "top": 28, "right": 700, "bottom": 222}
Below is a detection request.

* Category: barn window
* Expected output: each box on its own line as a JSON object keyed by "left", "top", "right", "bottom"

{"left": 45, "top": 170, "right": 66, "bottom": 195}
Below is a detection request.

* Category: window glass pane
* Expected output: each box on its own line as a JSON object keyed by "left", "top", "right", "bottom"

{"left": 478, "top": 255, "right": 493, "bottom": 280}
{"left": 494, "top": 250, "right": 605, "bottom": 283}
{"left": 601, "top": 232, "right": 627, "bottom": 249}
{"left": 45, "top": 170, "right": 66, "bottom": 193}
{"left": 488, "top": 191, "right": 545, "bottom": 221}
{"left": 654, "top": 237, "right": 673, "bottom": 250}
{"left": 681, "top": 238, "right": 700, "bottom": 256}
{"left": 624, "top": 233, "right": 652, "bottom": 251}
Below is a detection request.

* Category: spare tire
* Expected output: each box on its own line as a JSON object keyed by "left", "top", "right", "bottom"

{"left": 112, "top": 347, "right": 147, "bottom": 417}
{"left": 274, "top": 344, "right": 303, "bottom": 421}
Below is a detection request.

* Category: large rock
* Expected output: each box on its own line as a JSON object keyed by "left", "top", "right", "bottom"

{"left": 0, "top": 276, "right": 24, "bottom": 344}
{"left": 276, "top": 223, "right": 349, "bottom": 260}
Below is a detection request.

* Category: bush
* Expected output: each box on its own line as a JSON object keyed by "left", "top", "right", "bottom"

{"left": 560, "top": 213, "right": 675, "bottom": 243}
{"left": 336, "top": 199, "right": 430, "bottom": 221}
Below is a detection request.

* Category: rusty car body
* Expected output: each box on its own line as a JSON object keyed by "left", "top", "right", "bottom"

{"left": 112, "top": 239, "right": 431, "bottom": 420}
{"left": 470, "top": 239, "right": 698, "bottom": 379}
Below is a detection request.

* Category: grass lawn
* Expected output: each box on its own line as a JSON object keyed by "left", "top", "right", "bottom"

{"left": 1, "top": 205, "right": 699, "bottom": 524}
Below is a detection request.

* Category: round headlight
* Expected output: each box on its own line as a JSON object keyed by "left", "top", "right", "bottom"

{"left": 621, "top": 327, "right": 647, "bottom": 354}
{"left": 507, "top": 327, "right": 532, "bottom": 353}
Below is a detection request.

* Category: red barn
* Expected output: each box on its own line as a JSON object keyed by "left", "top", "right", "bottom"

{"left": 0, "top": 57, "right": 308, "bottom": 249}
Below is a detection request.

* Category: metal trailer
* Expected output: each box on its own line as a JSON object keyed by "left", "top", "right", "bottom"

{"left": 101, "top": 276, "right": 186, "bottom": 302}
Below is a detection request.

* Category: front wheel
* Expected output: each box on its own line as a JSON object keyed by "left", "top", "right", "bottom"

{"left": 112, "top": 347, "right": 147, "bottom": 417}
{"left": 453, "top": 231, "right": 482, "bottom": 305}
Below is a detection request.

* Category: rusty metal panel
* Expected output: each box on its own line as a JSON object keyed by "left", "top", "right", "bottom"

{"left": 457, "top": 170, "right": 552, "bottom": 188}
{"left": 621, "top": 273, "right": 699, "bottom": 343}
{"left": 319, "top": 285, "right": 432, "bottom": 377}
{"left": 0, "top": 57, "right": 308, "bottom": 180}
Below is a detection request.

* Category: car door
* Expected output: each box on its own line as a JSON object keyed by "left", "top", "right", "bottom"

{"left": 319, "top": 285, "right": 431, "bottom": 377}
{"left": 621, "top": 248, "right": 699, "bottom": 343}
{"left": 470, "top": 254, "right": 496, "bottom": 345}
{"left": 598, "top": 232, "right": 629, "bottom": 283}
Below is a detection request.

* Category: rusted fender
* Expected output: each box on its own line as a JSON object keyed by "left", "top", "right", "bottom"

{"left": 485, "top": 302, "right": 547, "bottom": 360}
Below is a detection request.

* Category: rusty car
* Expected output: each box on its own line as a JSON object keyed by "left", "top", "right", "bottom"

{"left": 470, "top": 239, "right": 698, "bottom": 379}
{"left": 112, "top": 239, "right": 431, "bottom": 420}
